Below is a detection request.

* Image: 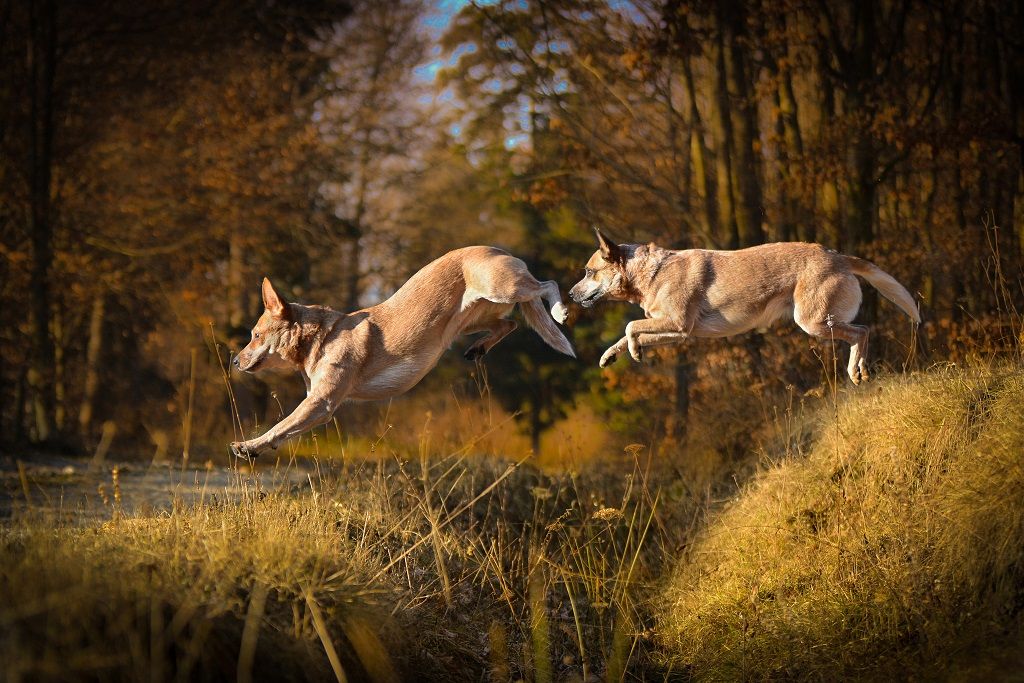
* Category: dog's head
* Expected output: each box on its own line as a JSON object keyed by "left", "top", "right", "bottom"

{"left": 233, "top": 278, "right": 294, "bottom": 373}
{"left": 569, "top": 229, "right": 633, "bottom": 307}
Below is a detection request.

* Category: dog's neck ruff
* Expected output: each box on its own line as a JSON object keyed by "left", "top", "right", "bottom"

{"left": 622, "top": 245, "right": 667, "bottom": 309}
{"left": 276, "top": 304, "right": 334, "bottom": 370}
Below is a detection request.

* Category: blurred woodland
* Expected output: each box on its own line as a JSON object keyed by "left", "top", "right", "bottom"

{"left": 1, "top": 0, "right": 1022, "bottom": 464}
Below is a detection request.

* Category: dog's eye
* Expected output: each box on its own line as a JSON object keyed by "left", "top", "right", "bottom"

{"left": 585, "top": 268, "right": 595, "bottom": 277}
{"left": 254, "top": 332, "right": 260, "bottom": 339}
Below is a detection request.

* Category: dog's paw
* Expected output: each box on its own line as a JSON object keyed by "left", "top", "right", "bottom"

{"left": 850, "top": 368, "right": 869, "bottom": 385}
{"left": 230, "top": 441, "right": 257, "bottom": 459}
{"left": 628, "top": 341, "right": 643, "bottom": 363}
{"left": 599, "top": 348, "right": 618, "bottom": 368}
{"left": 551, "top": 302, "right": 568, "bottom": 325}
{"left": 858, "top": 362, "right": 870, "bottom": 384}
{"left": 464, "top": 345, "right": 486, "bottom": 361}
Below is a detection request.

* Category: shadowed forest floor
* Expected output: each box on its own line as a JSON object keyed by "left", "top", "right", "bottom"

{"left": 3, "top": 361, "right": 1024, "bottom": 681}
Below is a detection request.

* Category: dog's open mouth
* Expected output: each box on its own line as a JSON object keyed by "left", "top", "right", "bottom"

{"left": 574, "top": 291, "right": 603, "bottom": 308}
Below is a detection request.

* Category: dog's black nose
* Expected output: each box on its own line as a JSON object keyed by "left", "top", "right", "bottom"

{"left": 232, "top": 356, "right": 239, "bottom": 367}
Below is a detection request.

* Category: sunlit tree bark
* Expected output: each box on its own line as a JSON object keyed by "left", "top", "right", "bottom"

{"left": 682, "top": 53, "right": 718, "bottom": 244}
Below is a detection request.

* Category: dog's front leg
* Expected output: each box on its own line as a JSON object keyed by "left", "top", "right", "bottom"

{"left": 625, "top": 319, "right": 687, "bottom": 362}
{"left": 230, "top": 393, "right": 337, "bottom": 458}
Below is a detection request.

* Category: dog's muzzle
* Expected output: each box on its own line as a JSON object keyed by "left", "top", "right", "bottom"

{"left": 233, "top": 353, "right": 263, "bottom": 373}
{"left": 571, "top": 288, "right": 603, "bottom": 308}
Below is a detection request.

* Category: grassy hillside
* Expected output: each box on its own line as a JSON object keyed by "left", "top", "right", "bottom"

{"left": 658, "top": 363, "right": 1024, "bottom": 680}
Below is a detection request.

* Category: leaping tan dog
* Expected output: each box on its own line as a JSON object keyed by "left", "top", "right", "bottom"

{"left": 230, "top": 246, "right": 573, "bottom": 457}
{"left": 569, "top": 230, "right": 919, "bottom": 384}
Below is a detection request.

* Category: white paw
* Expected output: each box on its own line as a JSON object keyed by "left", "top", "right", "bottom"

{"left": 551, "top": 302, "right": 568, "bottom": 324}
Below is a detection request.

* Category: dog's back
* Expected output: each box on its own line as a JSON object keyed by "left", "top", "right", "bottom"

{"left": 368, "top": 246, "right": 524, "bottom": 350}
{"left": 647, "top": 243, "right": 836, "bottom": 335}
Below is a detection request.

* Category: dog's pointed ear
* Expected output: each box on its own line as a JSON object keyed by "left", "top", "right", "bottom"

{"left": 594, "top": 227, "right": 622, "bottom": 264}
{"left": 261, "top": 277, "right": 290, "bottom": 320}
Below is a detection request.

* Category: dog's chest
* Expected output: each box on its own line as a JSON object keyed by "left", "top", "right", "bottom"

{"left": 352, "top": 354, "right": 436, "bottom": 400}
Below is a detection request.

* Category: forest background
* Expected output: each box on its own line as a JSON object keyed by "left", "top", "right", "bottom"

{"left": 2, "top": 0, "right": 1021, "bottom": 479}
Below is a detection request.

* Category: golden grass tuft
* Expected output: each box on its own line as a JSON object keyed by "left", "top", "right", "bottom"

{"left": 0, "top": 488, "right": 413, "bottom": 681}
{"left": 658, "top": 362, "right": 1024, "bottom": 679}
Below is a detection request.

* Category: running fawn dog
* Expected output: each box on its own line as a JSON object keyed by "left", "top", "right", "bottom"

{"left": 569, "top": 230, "right": 919, "bottom": 384}
{"left": 230, "top": 246, "right": 574, "bottom": 457}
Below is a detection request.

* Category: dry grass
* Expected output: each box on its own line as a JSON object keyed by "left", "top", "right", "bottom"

{"left": 5, "top": 361, "right": 1024, "bottom": 681}
{"left": 2, "top": 484, "right": 411, "bottom": 681}
{"left": 1, "top": 446, "right": 692, "bottom": 681}
{"left": 658, "top": 361, "right": 1024, "bottom": 680}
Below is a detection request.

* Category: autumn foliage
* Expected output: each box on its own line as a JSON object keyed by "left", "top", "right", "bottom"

{"left": 0, "top": 0, "right": 1021, "bottom": 464}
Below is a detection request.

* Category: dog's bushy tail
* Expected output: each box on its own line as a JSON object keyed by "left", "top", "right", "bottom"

{"left": 520, "top": 299, "right": 576, "bottom": 357}
{"left": 846, "top": 256, "right": 921, "bottom": 323}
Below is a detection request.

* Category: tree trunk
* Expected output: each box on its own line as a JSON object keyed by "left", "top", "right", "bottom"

{"left": 682, "top": 54, "right": 718, "bottom": 245}
{"left": 845, "top": 135, "right": 877, "bottom": 252}
{"left": 768, "top": 87, "right": 789, "bottom": 242}
{"left": 1016, "top": 169, "right": 1024, "bottom": 263}
{"left": 846, "top": 134, "right": 878, "bottom": 323}
{"left": 345, "top": 138, "right": 372, "bottom": 311}
{"left": 816, "top": 56, "right": 841, "bottom": 247}
{"left": 724, "top": 3, "right": 765, "bottom": 246}
{"left": 711, "top": 5, "right": 739, "bottom": 249}
{"left": 777, "top": 53, "right": 808, "bottom": 242}
{"left": 14, "top": 370, "right": 26, "bottom": 444}
{"left": 78, "top": 292, "right": 106, "bottom": 445}
{"left": 27, "top": 0, "right": 58, "bottom": 444}
{"left": 842, "top": 0, "right": 878, "bottom": 254}
{"left": 53, "top": 301, "right": 65, "bottom": 431}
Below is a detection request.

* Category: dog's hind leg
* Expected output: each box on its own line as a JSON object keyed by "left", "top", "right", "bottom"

{"left": 472, "top": 255, "right": 568, "bottom": 324}
{"left": 468, "top": 256, "right": 574, "bottom": 356}
{"left": 794, "top": 310, "right": 870, "bottom": 384}
{"left": 463, "top": 318, "right": 518, "bottom": 360}
{"left": 538, "top": 279, "right": 569, "bottom": 324}
{"left": 795, "top": 274, "right": 869, "bottom": 384}
{"left": 507, "top": 279, "right": 568, "bottom": 324}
